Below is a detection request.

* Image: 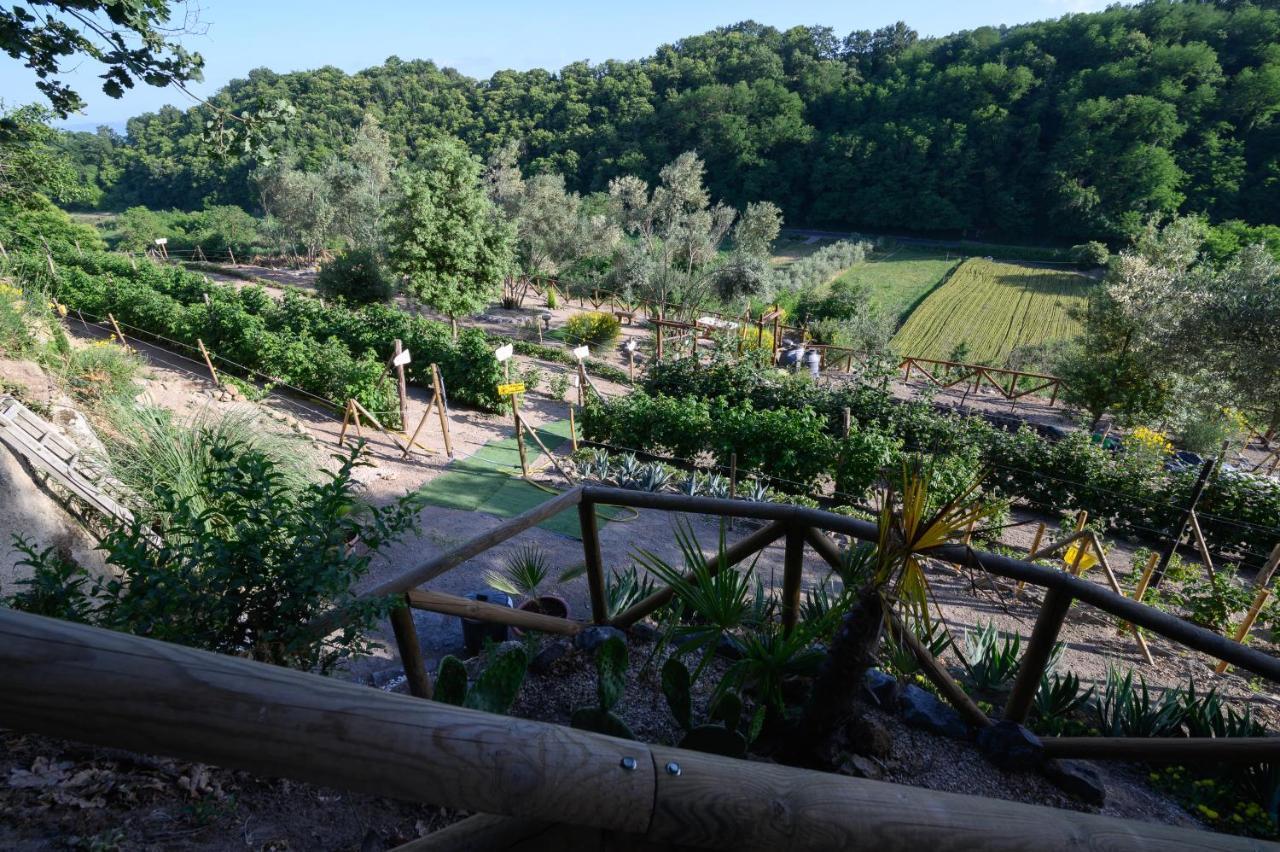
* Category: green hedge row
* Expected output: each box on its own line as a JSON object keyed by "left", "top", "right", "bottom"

{"left": 591, "top": 358, "right": 1280, "bottom": 568}
{"left": 28, "top": 249, "right": 505, "bottom": 419}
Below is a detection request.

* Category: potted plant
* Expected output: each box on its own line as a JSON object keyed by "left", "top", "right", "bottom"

{"left": 485, "top": 544, "right": 571, "bottom": 622}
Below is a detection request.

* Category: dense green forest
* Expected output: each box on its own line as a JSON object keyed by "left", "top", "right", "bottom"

{"left": 57, "top": 1, "right": 1280, "bottom": 242}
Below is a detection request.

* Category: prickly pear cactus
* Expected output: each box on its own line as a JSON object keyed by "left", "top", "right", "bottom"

{"left": 660, "top": 656, "right": 692, "bottom": 731}
{"left": 464, "top": 646, "right": 529, "bottom": 715}
{"left": 570, "top": 707, "right": 636, "bottom": 740}
{"left": 434, "top": 655, "right": 468, "bottom": 707}
{"left": 596, "top": 636, "right": 628, "bottom": 711}
{"left": 680, "top": 724, "right": 748, "bottom": 758}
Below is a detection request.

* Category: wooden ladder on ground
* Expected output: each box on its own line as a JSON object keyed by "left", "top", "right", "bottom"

{"left": 0, "top": 395, "right": 135, "bottom": 526}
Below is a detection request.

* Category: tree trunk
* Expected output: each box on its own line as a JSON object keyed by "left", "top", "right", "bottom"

{"left": 788, "top": 588, "right": 885, "bottom": 765}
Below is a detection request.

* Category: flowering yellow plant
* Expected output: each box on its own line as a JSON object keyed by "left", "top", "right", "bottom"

{"left": 1126, "top": 425, "right": 1173, "bottom": 455}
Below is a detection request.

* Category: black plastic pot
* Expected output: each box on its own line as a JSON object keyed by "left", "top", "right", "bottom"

{"left": 462, "top": 590, "right": 513, "bottom": 655}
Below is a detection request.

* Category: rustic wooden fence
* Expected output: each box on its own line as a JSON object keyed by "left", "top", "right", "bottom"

{"left": 0, "top": 606, "right": 1265, "bottom": 851}
{"left": 360, "top": 485, "right": 1280, "bottom": 767}
{"left": 900, "top": 356, "right": 1062, "bottom": 406}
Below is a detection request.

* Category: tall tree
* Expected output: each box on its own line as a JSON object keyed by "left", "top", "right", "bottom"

{"left": 386, "top": 137, "right": 513, "bottom": 338}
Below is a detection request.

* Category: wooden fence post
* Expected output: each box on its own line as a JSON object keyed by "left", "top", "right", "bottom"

{"left": 781, "top": 525, "right": 806, "bottom": 634}
{"left": 512, "top": 392, "right": 529, "bottom": 477}
{"left": 579, "top": 497, "right": 608, "bottom": 624}
{"left": 568, "top": 403, "right": 579, "bottom": 452}
{"left": 1004, "top": 588, "right": 1074, "bottom": 724}
{"left": 390, "top": 599, "right": 432, "bottom": 699}
{"left": 394, "top": 339, "right": 408, "bottom": 431}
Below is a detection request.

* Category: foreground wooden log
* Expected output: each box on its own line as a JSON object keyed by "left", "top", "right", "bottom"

{"left": 0, "top": 609, "right": 1262, "bottom": 851}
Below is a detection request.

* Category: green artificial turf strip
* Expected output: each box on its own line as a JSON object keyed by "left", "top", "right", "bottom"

{"left": 413, "top": 418, "right": 610, "bottom": 539}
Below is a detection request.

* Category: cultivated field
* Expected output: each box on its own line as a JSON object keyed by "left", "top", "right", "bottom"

{"left": 835, "top": 245, "right": 961, "bottom": 324}
{"left": 891, "top": 258, "right": 1089, "bottom": 364}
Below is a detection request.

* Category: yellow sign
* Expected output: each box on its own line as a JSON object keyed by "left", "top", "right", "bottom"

{"left": 497, "top": 382, "right": 526, "bottom": 396}
{"left": 1063, "top": 543, "right": 1098, "bottom": 574}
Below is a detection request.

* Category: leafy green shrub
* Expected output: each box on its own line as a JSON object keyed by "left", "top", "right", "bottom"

{"left": 0, "top": 280, "right": 38, "bottom": 354}
{"left": 4, "top": 536, "right": 94, "bottom": 622}
{"left": 563, "top": 310, "right": 621, "bottom": 348}
{"left": 316, "top": 248, "right": 393, "bottom": 304}
{"left": 1070, "top": 241, "right": 1111, "bottom": 267}
{"left": 1173, "top": 571, "right": 1254, "bottom": 633}
{"left": 6, "top": 438, "right": 424, "bottom": 672}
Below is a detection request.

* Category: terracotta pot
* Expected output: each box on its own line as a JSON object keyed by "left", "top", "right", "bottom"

{"left": 512, "top": 595, "right": 570, "bottom": 635}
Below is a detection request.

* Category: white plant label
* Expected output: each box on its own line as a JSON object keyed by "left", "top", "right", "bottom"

{"left": 494, "top": 343, "right": 514, "bottom": 362}
{"left": 154, "top": 238, "right": 168, "bottom": 245}
{"left": 393, "top": 349, "right": 412, "bottom": 367}
{"left": 572, "top": 345, "right": 590, "bottom": 360}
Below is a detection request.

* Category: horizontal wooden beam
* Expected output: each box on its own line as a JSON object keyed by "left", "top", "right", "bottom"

{"left": 407, "top": 589, "right": 583, "bottom": 636}
{"left": 0, "top": 609, "right": 1256, "bottom": 851}
{"left": 1041, "top": 736, "right": 1280, "bottom": 764}
{"left": 308, "top": 487, "right": 583, "bottom": 637}
{"left": 579, "top": 487, "right": 1280, "bottom": 683}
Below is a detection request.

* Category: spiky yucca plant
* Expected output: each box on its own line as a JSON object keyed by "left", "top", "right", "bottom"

{"left": 797, "top": 456, "right": 993, "bottom": 756}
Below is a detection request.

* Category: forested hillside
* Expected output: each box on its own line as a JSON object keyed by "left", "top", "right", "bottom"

{"left": 60, "top": 1, "right": 1280, "bottom": 242}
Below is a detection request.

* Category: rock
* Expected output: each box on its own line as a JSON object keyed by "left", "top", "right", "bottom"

{"left": 976, "top": 720, "right": 1044, "bottom": 770}
{"left": 573, "top": 625, "right": 626, "bottom": 654}
{"left": 493, "top": 640, "right": 525, "bottom": 659}
{"left": 48, "top": 407, "right": 107, "bottom": 457}
{"left": 863, "top": 668, "right": 899, "bottom": 708}
{"left": 370, "top": 668, "right": 406, "bottom": 690}
{"left": 898, "top": 684, "right": 967, "bottom": 739}
{"left": 716, "top": 633, "right": 744, "bottom": 660}
{"left": 1044, "top": 758, "right": 1106, "bottom": 806}
{"left": 530, "top": 640, "right": 571, "bottom": 675}
{"left": 840, "top": 753, "right": 883, "bottom": 780}
{"left": 846, "top": 713, "right": 893, "bottom": 759}
{"left": 630, "top": 622, "right": 660, "bottom": 642}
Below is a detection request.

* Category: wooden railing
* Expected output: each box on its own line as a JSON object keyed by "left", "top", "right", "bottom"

{"left": 0, "top": 607, "right": 1264, "bottom": 851}
{"left": 900, "top": 356, "right": 1062, "bottom": 406}
{"left": 369, "top": 485, "right": 1280, "bottom": 761}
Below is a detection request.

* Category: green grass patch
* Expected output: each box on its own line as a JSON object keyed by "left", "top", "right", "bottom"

{"left": 890, "top": 258, "right": 1090, "bottom": 365}
{"left": 830, "top": 246, "right": 960, "bottom": 325}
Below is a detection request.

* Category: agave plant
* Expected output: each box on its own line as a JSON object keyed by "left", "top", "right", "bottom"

{"left": 614, "top": 453, "right": 643, "bottom": 488}
{"left": 604, "top": 565, "right": 658, "bottom": 619}
{"left": 1095, "top": 665, "right": 1185, "bottom": 738}
{"left": 962, "top": 621, "right": 1022, "bottom": 691}
{"left": 1033, "top": 671, "right": 1094, "bottom": 735}
{"left": 680, "top": 472, "right": 702, "bottom": 496}
{"left": 883, "top": 615, "right": 954, "bottom": 679}
{"left": 745, "top": 479, "right": 772, "bottom": 502}
{"left": 703, "top": 472, "right": 729, "bottom": 499}
{"left": 639, "top": 462, "right": 673, "bottom": 493}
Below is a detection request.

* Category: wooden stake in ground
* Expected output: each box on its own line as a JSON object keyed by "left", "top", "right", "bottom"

{"left": 107, "top": 313, "right": 128, "bottom": 348}
{"left": 1152, "top": 455, "right": 1217, "bottom": 587}
{"left": 338, "top": 400, "right": 354, "bottom": 447}
{"left": 1215, "top": 588, "right": 1271, "bottom": 675}
{"left": 1087, "top": 533, "right": 1154, "bottom": 665}
{"left": 1014, "top": 522, "right": 1047, "bottom": 598}
{"left": 728, "top": 452, "right": 738, "bottom": 531}
{"left": 568, "top": 403, "right": 578, "bottom": 453}
{"left": 432, "top": 364, "right": 454, "bottom": 458}
{"left": 393, "top": 339, "right": 408, "bottom": 431}
{"left": 196, "top": 339, "right": 219, "bottom": 386}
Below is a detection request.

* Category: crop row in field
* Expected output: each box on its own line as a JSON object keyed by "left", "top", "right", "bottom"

{"left": 890, "top": 258, "right": 1089, "bottom": 365}
{"left": 831, "top": 245, "right": 961, "bottom": 324}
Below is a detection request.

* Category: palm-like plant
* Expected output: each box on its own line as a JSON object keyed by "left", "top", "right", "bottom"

{"left": 634, "top": 518, "right": 760, "bottom": 682}
{"left": 798, "top": 457, "right": 994, "bottom": 754}
{"left": 485, "top": 544, "right": 552, "bottom": 601}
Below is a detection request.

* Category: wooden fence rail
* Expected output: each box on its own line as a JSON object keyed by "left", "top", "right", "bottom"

{"left": 900, "top": 356, "right": 1062, "bottom": 405}
{"left": 0, "top": 608, "right": 1261, "bottom": 851}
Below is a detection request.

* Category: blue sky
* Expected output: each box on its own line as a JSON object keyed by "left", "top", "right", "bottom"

{"left": 1, "top": 0, "right": 1113, "bottom": 130}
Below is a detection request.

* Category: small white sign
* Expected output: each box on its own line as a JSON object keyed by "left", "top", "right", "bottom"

{"left": 392, "top": 349, "right": 412, "bottom": 367}
{"left": 623, "top": 339, "right": 637, "bottom": 353}
{"left": 494, "top": 343, "right": 514, "bottom": 362}
{"left": 154, "top": 238, "right": 168, "bottom": 245}
{"left": 572, "top": 345, "right": 590, "bottom": 361}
